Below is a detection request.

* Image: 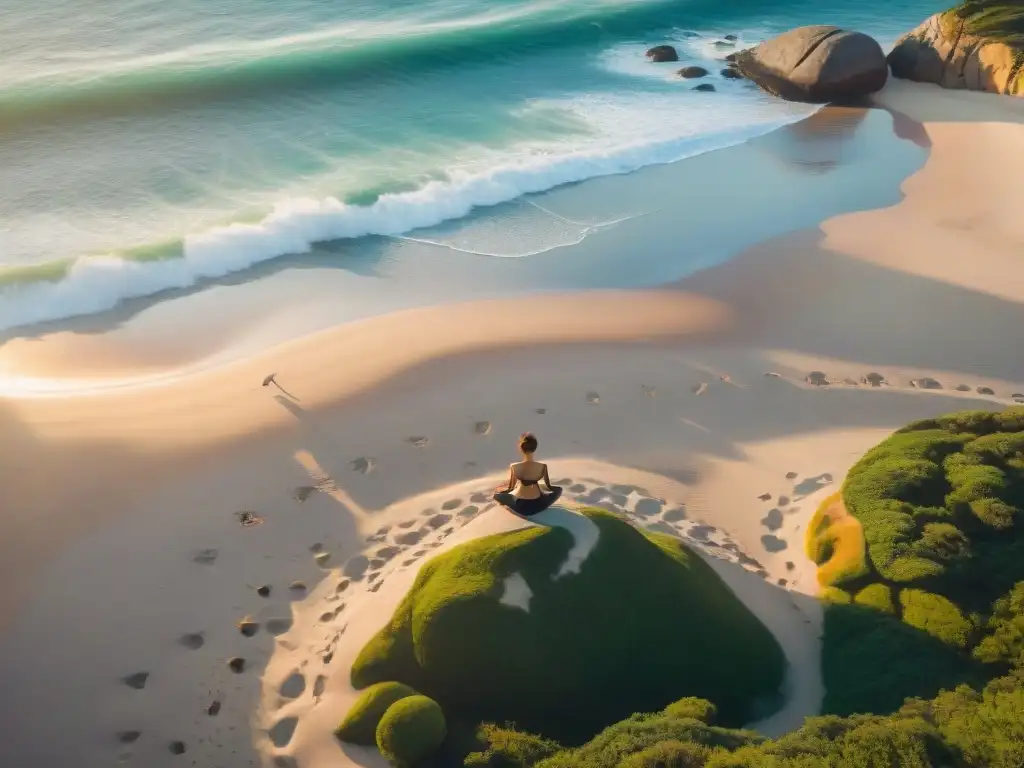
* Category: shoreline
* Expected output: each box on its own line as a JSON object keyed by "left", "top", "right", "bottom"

{"left": 0, "top": 100, "right": 927, "bottom": 381}
{"left": 1, "top": 79, "right": 1023, "bottom": 768}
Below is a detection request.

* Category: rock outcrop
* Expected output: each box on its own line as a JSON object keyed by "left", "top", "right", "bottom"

{"left": 732, "top": 25, "right": 888, "bottom": 103}
{"left": 677, "top": 66, "right": 708, "bottom": 78}
{"left": 646, "top": 45, "right": 678, "bottom": 62}
{"left": 887, "top": 12, "right": 1024, "bottom": 96}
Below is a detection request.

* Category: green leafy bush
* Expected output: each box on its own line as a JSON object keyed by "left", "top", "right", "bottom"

{"left": 853, "top": 583, "right": 895, "bottom": 614}
{"left": 335, "top": 681, "right": 419, "bottom": 745}
{"left": 899, "top": 589, "right": 974, "bottom": 648}
{"left": 463, "top": 724, "right": 561, "bottom": 767}
{"left": 352, "top": 509, "right": 784, "bottom": 744}
{"left": 376, "top": 694, "right": 447, "bottom": 767}
{"left": 618, "top": 740, "right": 714, "bottom": 768}
{"left": 663, "top": 698, "right": 717, "bottom": 725}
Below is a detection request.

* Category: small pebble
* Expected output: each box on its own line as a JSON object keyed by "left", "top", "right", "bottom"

{"left": 256, "top": 585, "right": 271, "bottom": 598}
{"left": 207, "top": 700, "right": 221, "bottom": 717}
{"left": 238, "top": 619, "right": 259, "bottom": 637}
{"left": 228, "top": 657, "right": 246, "bottom": 673}
{"left": 169, "top": 741, "right": 186, "bottom": 755}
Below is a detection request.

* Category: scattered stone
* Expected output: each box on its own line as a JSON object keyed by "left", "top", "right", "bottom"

{"left": 785, "top": 561, "right": 795, "bottom": 571}
{"left": 207, "top": 700, "right": 222, "bottom": 717}
{"left": 778, "top": 495, "right": 791, "bottom": 506}
{"left": 692, "top": 83, "right": 717, "bottom": 92}
{"left": 646, "top": 45, "right": 679, "bottom": 62}
{"left": 256, "top": 585, "right": 271, "bottom": 598}
{"left": 117, "top": 731, "right": 141, "bottom": 744}
{"left": 293, "top": 485, "right": 316, "bottom": 502}
{"left": 678, "top": 65, "right": 709, "bottom": 78}
{"left": 786, "top": 471, "right": 798, "bottom": 479}
{"left": 724, "top": 34, "right": 738, "bottom": 41}
{"left": 122, "top": 672, "right": 149, "bottom": 690}
{"left": 863, "top": 372, "right": 886, "bottom": 386}
{"left": 777, "top": 578, "right": 788, "bottom": 587}
{"left": 764, "top": 371, "right": 782, "bottom": 378}
{"left": 721, "top": 67, "right": 743, "bottom": 79}
{"left": 806, "top": 371, "right": 829, "bottom": 386}
{"left": 911, "top": 377, "right": 942, "bottom": 390}
{"left": 169, "top": 741, "right": 187, "bottom": 755}
{"left": 178, "top": 632, "right": 204, "bottom": 650}
{"left": 289, "top": 581, "right": 307, "bottom": 593}
{"left": 236, "top": 510, "right": 263, "bottom": 527}
{"left": 228, "top": 657, "right": 246, "bottom": 674}
{"left": 758, "top": 492, "right": 772, "bottom": 501}
{"left": 714, "top": 39, "right": 736, "bottom": 49}
{"left": 238, "top": 619, "right": 259, "bottom": 638}
{"left": 314, "top": 551, "right": 331, "bottom": 567}
{"left": 955, "top": 384, "right": 971, "bottom": 392}
{"left": 978, "top": 386, "right": 995, "bottom": 395}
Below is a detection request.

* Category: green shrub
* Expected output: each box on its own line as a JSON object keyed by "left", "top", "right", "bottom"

{"left": 900, "top": 589, "right": 974, "bottom": 649}
{"left": 618, "top": 740, "right": 714, "bottom": 768}
{"left": 352, "top": 509, "right": 784, "bottom": 744}
{"left": 663, "top": 698, "right": 717, "bottom": 725}
{"left": 973, "top": 582, "right": 1024, "bottom": 666}
{"left": 375, "top": 694, "right": 446, "bottom": 767}
{"left": 463, "top": 723, "right": 562, "bottom": 767}
{"left": 821, "top": 587, "right": 852, "bottom": 604}
{"left": 335, "top": 681, "right": 418, "bottom": 745}
{"left": 854, "top": 584, "right": 895, "bottom": 614}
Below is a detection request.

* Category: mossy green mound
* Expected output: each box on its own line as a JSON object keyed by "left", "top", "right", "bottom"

{"left": 376, "top": 694, "right": 447, "bottom": 767}
{"left": 351, "top": 508, "right": 785, "bottom": 744}
{"left": 817, "top": 408, "right": 1024, "bottom": 715}
{"left": 335, "top": 681, "right": 418, "bottom": 745}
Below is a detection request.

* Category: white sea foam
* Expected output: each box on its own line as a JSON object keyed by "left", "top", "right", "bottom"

{"left": 0, "top": 83, "right": 815, "bottom": 332}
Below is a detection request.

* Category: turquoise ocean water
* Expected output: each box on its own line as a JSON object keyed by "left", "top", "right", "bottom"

{"left": 0, "top": 0, "right": 942, "bottom": 331}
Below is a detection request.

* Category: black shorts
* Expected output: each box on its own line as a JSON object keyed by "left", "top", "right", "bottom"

{"left": 493, "top": 487, "right": 563, "bottom": 517}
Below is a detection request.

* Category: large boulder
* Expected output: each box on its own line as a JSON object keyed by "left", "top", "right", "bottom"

{"left": 887, "top": 10, "right": 1024, "bottom": 96}
{"left": 349, "top": 508, "right": 785, "bottom": 745}
{"left": 732, "top": 25, "right": 888, "bottom": 102}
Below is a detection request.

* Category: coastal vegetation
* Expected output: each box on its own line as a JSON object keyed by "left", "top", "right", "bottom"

{"left": 338, "top": 409, "right": 1024, "bottom": 767}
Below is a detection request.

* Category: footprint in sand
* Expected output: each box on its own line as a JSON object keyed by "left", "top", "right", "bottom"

{"left": 785, "top": 472, "right": 798, "bottom": 480}
{"left": 266, "top": 618, "right": 293, "bottom": 636}
{"left": 122, "top": 672, "right": 149, "bottom": 690}
{"left": 289, "top": 581, "right": 307, "bottom": 596}
{"left": 586, "top": 391, "right": 601, "bottom": 404}
{"left": 663, "top": 507, "right": 687, "bottom": 523}
{"left": 313, "top": 675, "right": 327, "bottom": 699}
{"left": 956, "top": 384, "right": 971, "bottom": 392}
{"left": 692, "top": 382, "right": 708, "bottom": 396}
{"left": 117, "top": 730, "right": 141, "bottom": 744}
{"left": 192, "top": 548, "right": 218, "bottom": 565}
{"left": 535, "top": 407, "right": 547, "bottom": 415}
{"left": 406, "top": 436, "right": 430, "bottom": 448}
{"left": 336, "top": 579, "right": 350, "bottom": 595}
{"left": 396, "top": 529, "right": 425, "bottom": 546}
{"left": 168, "top": 741, "right": 187, "bottom": 756}
{"left": 412, "top": 549, "right": 427, "bottom": 558}
{"left": 474, "top": 421, "right": 492, "bottom": 436}
{"left": 470, "top": 492, "right": 490, "bottom": 503}
{"left": 761, "top": 534, "right": 788, "bottom": 553}
{"left": 641, "top": 385, "right": 657, "bottom": 397}
{"left": 428, "top": 513, "right": 452, "bottom": 529}
{"left": 369, "top": 558, "right": 385, "bottom": 570}
{"left": 778, "top": 495, "right": 790, "bottom": 506}
{"left": 368, "top": 573, "right": 380, "bottom": 584}
{"left": 441, "top": 498, "right": 462, "bottom": 511}
{"left": 459, "top": 505, "right": 479, "bottom": 518}
{"left": 207, "top": 700, "right": 222, "bottom": 717}
{"left": 761, "top": 509, "right": 784, "bottom": 532}
{"left": 279, "top": 672, "right": 306, "bottom": 699}
{"left": 569, "top": 484, "right": 586, "bottom": 494}
{"left": 350, "top": 457, "right": 376, "bottom": 475}
{"left": 269, "top": 717, "right": 299, "bottom": 749}
{"left": 758, "top": 492, "right": 772, "bottom": 501}
{"left": 402, "top": 558, "right": 418, "bottom": 567}
{"left": 343, "top": 555, "right": 369, "bottom": 579}
{"left": 398, "top": 520, "right": 416, "bottom": 529}
{"left": 178, "top": 632, "right": 205, "bottom": 650}
{"left": 375, "top": 546, "right": 400, "bottom": 562}
{"left": 633, "top": 498, "right": 662, "bottom": 518}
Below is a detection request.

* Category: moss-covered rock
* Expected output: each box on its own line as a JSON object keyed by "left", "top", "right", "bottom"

{"left": 335, "top": 681, "right": 418, "bottom": 745}
{"left": 375, "top": 694, "right": 446, "bottom": 767}
{"left": 662, "top": 698, "right": 717, "bottom": 725}
{"left": 351, "top": 509, "right": 785, "bottom": 744}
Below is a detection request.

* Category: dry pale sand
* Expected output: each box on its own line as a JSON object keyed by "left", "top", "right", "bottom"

{"left": 1, "top": 79, "right": 1023, "bottom": 768}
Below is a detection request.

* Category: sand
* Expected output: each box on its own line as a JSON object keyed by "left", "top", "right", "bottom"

{"left": 1, "top": 79, "right": 1023, "bottom": 768}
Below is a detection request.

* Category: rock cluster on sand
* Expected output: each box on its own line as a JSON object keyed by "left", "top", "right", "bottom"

{"left": 888, "top": 8, "right": 1024, "bottom": 96}
{"left": 731, "top": 25, "right": 888, "bottom": 103}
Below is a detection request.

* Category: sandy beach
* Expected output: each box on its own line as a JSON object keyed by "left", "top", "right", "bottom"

{"left": 1, "top": 78, "right": 1024, "bottom": 768}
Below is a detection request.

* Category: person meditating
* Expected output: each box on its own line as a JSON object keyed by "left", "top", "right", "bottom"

{"left": 493, "top": 432, "right": 562, "bottom": 517}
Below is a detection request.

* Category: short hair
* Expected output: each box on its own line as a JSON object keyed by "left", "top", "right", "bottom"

{"left": 518, "top": 432, "right": 538, "bottom": 453}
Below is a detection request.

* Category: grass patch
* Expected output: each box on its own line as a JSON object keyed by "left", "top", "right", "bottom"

{"left": 350, "top": 508, "right": 785, "bottom": 745}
